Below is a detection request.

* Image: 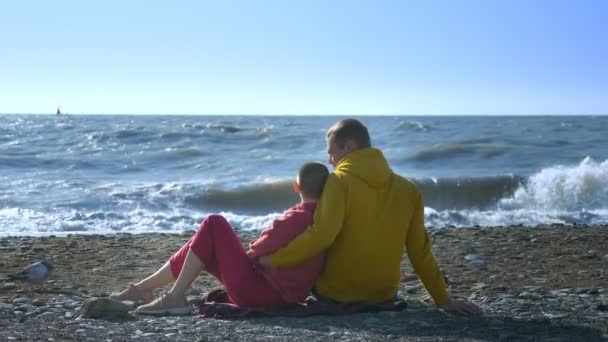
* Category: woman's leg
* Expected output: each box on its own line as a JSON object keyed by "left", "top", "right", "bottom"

{"left": 183, "top": 214, "right": 286, "bottom": 308}
{"left": 136, "top": 214, "right": 285, "bottom": 314}
{"left": 110, "top": 234, "right": 194, "bottom": 302}
{"left": 168, "top": 247, "right": 204, "bottom": 296}
{"left": 134, "top": 261, "right": 175, "bottom": 292}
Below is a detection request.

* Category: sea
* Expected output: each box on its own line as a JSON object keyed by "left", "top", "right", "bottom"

{"left": 1, "top": 115, "right": 607, "bottom": 237}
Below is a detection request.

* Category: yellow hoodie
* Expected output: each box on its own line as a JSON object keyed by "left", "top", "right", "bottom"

{"left": 269, "top": 148, "right": 449, "bottom": 304}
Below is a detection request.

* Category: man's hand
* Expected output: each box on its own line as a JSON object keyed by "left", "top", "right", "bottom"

{"left": 258, "top": 256, "right": 272, "bottom": 268}
{"left": 438, "top": 298, "right": 481, "bottom": 315}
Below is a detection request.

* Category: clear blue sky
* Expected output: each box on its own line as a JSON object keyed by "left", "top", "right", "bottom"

{"left": 1, "top": 0, "right": 606, "bottom": 115}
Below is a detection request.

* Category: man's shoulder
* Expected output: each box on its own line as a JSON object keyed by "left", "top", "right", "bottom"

{"left": 391, "top": 174, "right": 421, "bottom": 195}
{"left": 324, "top": 172, "right": 348, "bottom": 188}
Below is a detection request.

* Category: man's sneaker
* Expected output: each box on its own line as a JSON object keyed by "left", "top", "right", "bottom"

{"left": 109, "top": 283, "right": 154, "bottom": 303}
{"left": 135, "top": 292, "right": 192, "bottom": 315}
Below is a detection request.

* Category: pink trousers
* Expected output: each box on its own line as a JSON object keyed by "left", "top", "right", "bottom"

{"left": 169, "top": 214, "right": 286, "bottom": 308}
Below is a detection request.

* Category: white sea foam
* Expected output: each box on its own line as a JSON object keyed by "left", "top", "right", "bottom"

{"left": 424, "top": 157, "right": 608, "bottom": 227}
{"left": 0, "top": 204, "right": 281, "bottom": 237}
{"left": 424, "top": 207, "right": 606, "bottom": 228}
{"left": 499, "top": 157, "right": 608, "bottom": 211}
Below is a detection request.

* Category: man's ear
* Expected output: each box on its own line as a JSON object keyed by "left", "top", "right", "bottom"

{"left": 344, "top": 139, "right": 359, "bottom": 153}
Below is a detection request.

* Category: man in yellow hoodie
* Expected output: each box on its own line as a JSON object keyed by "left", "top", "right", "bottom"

{"left": 260, "top": 119, "right": 479, "bottom": 314}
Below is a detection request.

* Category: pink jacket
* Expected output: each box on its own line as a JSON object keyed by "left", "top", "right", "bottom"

{"left": 248, "top": 202, "right": 325, "bottom": 303}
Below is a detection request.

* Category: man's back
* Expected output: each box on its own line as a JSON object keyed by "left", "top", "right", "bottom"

{"left": 270, "top": 148, "right": 448, "bottom": 304}
{"left": 315, "top": 164, "right": 414, "bottom": 302}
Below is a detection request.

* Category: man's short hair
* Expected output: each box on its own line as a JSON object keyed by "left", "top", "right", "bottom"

{"left": 325, "top": 119, "right": 371, "bottom": 148}
{"left": 298, "top": 162, "right": 329, "bottom": 199}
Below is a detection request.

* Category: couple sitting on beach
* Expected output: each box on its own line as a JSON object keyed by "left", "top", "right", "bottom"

{"left": 110, "top": 119, "right": 480, "bottom": 316}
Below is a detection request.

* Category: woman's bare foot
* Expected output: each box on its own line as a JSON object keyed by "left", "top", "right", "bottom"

{"left": 109, "top": 283, "right": 154, "bottom": 303}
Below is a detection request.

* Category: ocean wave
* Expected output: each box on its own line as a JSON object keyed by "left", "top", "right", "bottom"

{"left": 81, "top": 164, "right": 608, "bottom": 215}
{"left": 499, "top": 157, "right": 608, "bottom": 211}
{"left": 161, "top": 146, "right": 205, "bottom": 157}
{"left": 115, "top": 128, "right": 148, "bottom": 139}
{"left": 409, "top": 144, "right": 473, "bottom": 162}
{"left": 414, "top": 176, "right": 523, "bottom": 210}
{"left": 206, "top": 123, "right": 242, "bottom": 133}
{"left": 97, "top": 176, "right": 523, "bottom": 214}
{"left": 188, "top": 181, "right": 300, "bottom": 214}
{"left": 409, "top": 143, "right": 509, "bottom": 162}
{"left": 396, "top": 120, "right": 434, "bottom": 131}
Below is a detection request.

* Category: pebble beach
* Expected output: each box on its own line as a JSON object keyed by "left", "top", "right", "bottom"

{"left": 1, "top": 225, "right": 607, "bottom": 341}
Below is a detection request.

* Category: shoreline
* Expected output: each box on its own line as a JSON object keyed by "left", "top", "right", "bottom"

{"left": 1, "top": 225, "right": 607, "bottom": 341}
{"left": 1, "top": 221, "right": 604, "bottom": 238}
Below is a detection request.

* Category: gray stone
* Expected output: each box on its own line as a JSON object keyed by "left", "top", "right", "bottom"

{"left": 79, "top": 297, "right": 132, "bottom": 319}
{"left": 32, "top": 299, "right": 46, "bottom": 307}
{"left": 0, "top": 303, "right": 15, "bottom": 310}
{"left": 465, "top": 254, "right": 487, "bottom": 266}
{"left": 543, "top": 312, "right": 569, "bottom": 319}
{"left": 518, "top": 291, "right": 542, "bottom": 300}
{"left": 12, "top": 297, "right": 32, "bottom": 305}
{"left": 1, "top": 282, "right": 17, "bottom": 290}
{"left": 187, "top": 288, "right": 202, "bottom": 296}
{"left": 471, "top": 282, "right": 488, "bottom": 290}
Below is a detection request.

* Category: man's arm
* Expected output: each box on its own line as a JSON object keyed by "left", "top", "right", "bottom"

{"left": 405, "top": 191, "right": 450, "bottom": 305}
{"left": 266, "top": 174, "right": 346, "bottom": 268}
{"left": 406, "top": 191, "right": 481, "bottom": 315}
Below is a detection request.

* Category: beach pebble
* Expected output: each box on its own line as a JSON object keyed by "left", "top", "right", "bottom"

{"left": 12, "top": 297, "right": 32, "bottom": 305}
{"left": 465, "top": 254, "right": 487, "bottom": 266}
{"left": 79, "top": 297, "right": 131, "bottom": 319}
{"left": 580, "top": 250, "right": 601, "bottom": 259}
{"left": 471, "top": 282, "right": 488, "bottom": 291}
{"left": 1, "top": 283, "right": 17, "bottom": 291}
{"left": 543, "top": 312, "right": 569, "bottom": 319}
{"left": 187, "top": 288, "right": 202, "bottom": 296}
{"left": 31, "top": 299, "right": 46, "bottom": 307}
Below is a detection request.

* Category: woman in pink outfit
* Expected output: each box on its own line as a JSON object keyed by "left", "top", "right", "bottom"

{"left": 110, "top": 162, "right": 329, "bottom": 315}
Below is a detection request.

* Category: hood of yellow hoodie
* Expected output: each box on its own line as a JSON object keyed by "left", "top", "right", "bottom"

{"left": 334, "top": 148, "right": 392, "bottom": 188}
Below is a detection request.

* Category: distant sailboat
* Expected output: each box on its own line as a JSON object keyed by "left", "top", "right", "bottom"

{"left": 56, "top": 107, "right": 62, "bottom": 115}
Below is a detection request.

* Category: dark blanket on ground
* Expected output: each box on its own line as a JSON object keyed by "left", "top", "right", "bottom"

{"left": 197, "top": 289, "right": 408, "bottom": 318}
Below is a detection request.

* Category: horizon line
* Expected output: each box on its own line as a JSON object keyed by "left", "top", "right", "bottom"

{"left": 1, "top": 113, "right": 606, "bottom": 116}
